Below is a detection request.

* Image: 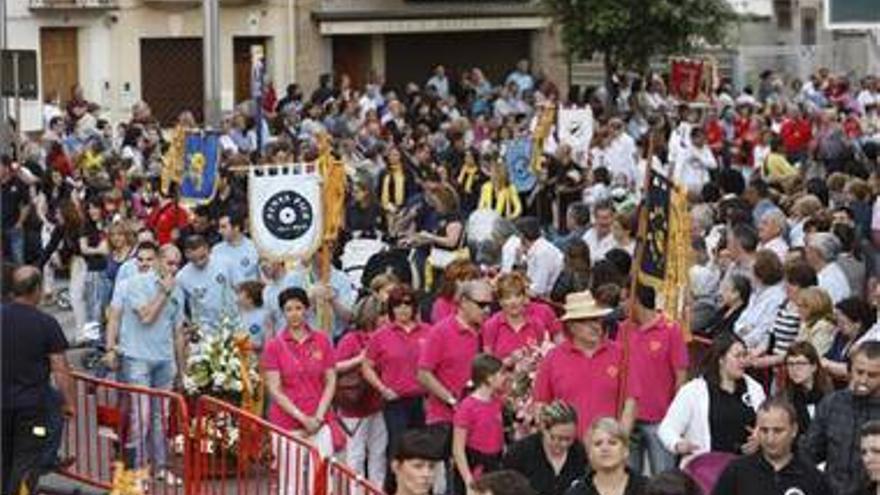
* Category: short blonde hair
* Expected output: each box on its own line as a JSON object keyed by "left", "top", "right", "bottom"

{"left": 796, "top": 287, "right": 834, "bottom": 326}
{"left": 587, "top": 417, "right": 629, "bottom": 448}
{"left": 495, "top": 272, "right": 529, "bottom": 301}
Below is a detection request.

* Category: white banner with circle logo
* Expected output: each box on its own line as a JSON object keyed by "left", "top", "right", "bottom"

{"left": 248, "top": 165, "right": 323, "bottom": 260}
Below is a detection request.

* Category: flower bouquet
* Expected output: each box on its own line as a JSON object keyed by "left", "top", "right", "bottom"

{"left": 505, "top": 339, "right": 555, "bottom": 440}
{"left": 183, "top": 315, "right": 265, "bottom": 476}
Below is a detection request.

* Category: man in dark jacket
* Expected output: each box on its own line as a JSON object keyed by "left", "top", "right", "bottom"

{"left": 803, "top": 341, "right": 880, "bottom": 495}
{"left": 714, "top": 397, "right": 830, "bottom": 495}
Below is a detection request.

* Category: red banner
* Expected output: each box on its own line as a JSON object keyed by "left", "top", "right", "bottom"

{"left": 671, "top": 59, "right": 704, "bottom": 101}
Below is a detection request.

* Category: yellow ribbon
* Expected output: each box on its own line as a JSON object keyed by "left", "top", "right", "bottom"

{"left": 381, "top": 167, "right": 405, "bottom": 210}
{"left": 457, "top": 162, "right": 479, "bottom": 194}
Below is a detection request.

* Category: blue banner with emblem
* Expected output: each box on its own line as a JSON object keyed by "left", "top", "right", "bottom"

{"left": 180, "top": 131, "right": 220, "bottom": 205}
{"left": 637, "top": 167, "right": 672, "bottom": 288}
{"left": 505, "top": 137, "right": 536, "bottom": 193}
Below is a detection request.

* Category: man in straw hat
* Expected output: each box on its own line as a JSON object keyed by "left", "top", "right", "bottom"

{"left": 533, "top": 290, "right": 639, "bottom": 438}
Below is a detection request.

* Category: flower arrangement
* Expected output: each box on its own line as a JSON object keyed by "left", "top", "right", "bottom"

{"left": 182, "top": 315, "right": 262, "bottom": 408}
{"left": 505, "top": 339, "right": 555, "bottom": 440}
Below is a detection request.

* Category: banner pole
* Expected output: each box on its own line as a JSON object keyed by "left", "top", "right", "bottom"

{"left": 617, "top": 132, "right": 655, "bottom": 418}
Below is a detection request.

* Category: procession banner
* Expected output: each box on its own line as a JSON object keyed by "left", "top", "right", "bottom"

{"left": 505, "top": 137, "right": 537, "bottom": 193}
{"left": 557, "top": 106, "right": 594, "bottom": 152}
{"left": 670, "top": 58, "right": 704, "bottom": 102}
{"left": 636, "top": 166, "right": 672, "bottom": 289}
{"left": 180, "top": 131, "right": 220, "bottom": 205}
{"left": 248, "top": 165, "right": 324, "bottom": 260}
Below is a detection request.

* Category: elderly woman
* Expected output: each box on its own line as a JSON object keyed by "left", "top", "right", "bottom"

{"left": 733, "top": 250, "right": 787, "bottom": 352}
{"left": 504, "top": 401, "right": 586, "bottom": 495}
{"left": 262, "top": 287, "right": 337, "bottom": 456}
{"left": 757, "top": 209, "right": 789, "bottom": 261}
{"left": 805, "top": 232, "right": 851, "bottom": 304}
{"left": 564, "top": 418, "right": 647, "bottom": 495}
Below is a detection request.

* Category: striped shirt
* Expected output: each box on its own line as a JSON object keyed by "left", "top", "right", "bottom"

{"left": 771, "top": 300, "right": 800, "bottom": 355}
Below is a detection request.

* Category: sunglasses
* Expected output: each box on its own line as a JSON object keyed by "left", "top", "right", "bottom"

{"left": 467, "top": 296, "right": 495, "bottom": 312}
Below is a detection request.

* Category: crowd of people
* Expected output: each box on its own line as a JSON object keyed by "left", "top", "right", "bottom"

{"left": 3, "top": 59, "right": 880, "bottom": 495}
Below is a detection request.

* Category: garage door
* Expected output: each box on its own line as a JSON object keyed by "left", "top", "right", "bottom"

{"left": 384, "top": 31, "right": 530, "bottom": 92}
{"left": 141, "top": 38, "right": 204, "bottom": 126}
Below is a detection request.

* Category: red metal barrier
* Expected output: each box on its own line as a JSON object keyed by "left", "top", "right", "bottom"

{"left": 58, "top": 371, "right": 190, "bottom": 495}
{"left": 191, "top": 395, "right": 325, "bottom": 495}
{"left": 325, "top": 459, "right": 385, "bottom": 495}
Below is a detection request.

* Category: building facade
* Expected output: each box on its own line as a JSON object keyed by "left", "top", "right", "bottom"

{"left": 3, "top": 0, "right": 563, "bottom": 131}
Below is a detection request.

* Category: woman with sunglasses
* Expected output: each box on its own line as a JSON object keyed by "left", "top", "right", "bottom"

{"left": 363, "top": 285, "right": 432, "bottom": 461}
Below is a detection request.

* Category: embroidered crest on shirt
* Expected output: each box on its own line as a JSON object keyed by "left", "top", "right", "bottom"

{"left": 606, "top": 365, "right": 619, "bottom": 378}
{"left": 650, "top": 340, "right": 662, "bottom": 352}
{"left": 241, "top": 258, "right": 250, "bottom": 267}
{"left": 216, "top": 273, "right": 226, "bottom": 284}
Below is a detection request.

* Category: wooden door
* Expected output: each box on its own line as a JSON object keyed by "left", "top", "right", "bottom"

{"left": 233, "top": 37, "right": 267, "bottom": 106}
{"left": 40, "top": 28, "right": 78, "bottom": 104}
{"left": 141, "top": 38, "right": 204, "bottom": 126}
{"left": 332, "top": 36, "right": 371, "bottom": 90}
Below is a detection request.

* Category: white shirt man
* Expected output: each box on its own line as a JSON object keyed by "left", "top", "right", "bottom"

{"left": 818, "top": 263, "right": 851, "bottom": 304}
{"left": 524, "top": 237, "right": 564, "bottom": 298}
{"left": 604, "top": 129, "right": 638, "bottom": 186}
{"left": 581, "top": 202, "right": 616, "bottom": 265}
{"left": 673, "top": 129, "right": 717, "bottom": 195}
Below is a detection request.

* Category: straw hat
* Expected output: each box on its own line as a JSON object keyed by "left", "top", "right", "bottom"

{"left": 561, "top": 291, "right": 612, "bottom": 322}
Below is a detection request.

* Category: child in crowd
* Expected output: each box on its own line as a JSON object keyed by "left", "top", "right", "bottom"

{"left": 452, "top": 354, "right": 506, "bottom": 495}
{"left": 236, "top": 280, "right": 271, "bottom": 351}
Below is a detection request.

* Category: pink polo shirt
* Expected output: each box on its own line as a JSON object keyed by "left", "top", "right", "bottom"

{"left": 526, "top": 301, "right": 563, "bottom": 337}
{"left": 365, "top": 322, "right": 431, "bottom": 398}
{"left": 453, "top": 395, "right": 504, "bottom": 455}
{"left": 533, "top": 339, "right": 639, "bottom": 436}
{"left": 261, "top": 326, "right": 335, "bottom": 431}
{"left": 620, "top": 315, "right": 689, "bottom": 423}
{"left": 431, "top": 296, "right": 457, "bottom": 324}
{"left": 335, "top": 330, "right": 383, "bottom": 418}
{"left": 481, "top": 312, "right": 548, "bottom": 360}
{"left": 418, "top": 315, "right": 481, "bottom": 425}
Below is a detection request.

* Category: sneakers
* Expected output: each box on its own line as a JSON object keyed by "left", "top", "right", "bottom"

{"left": 155, "top": 469, "right": 182, "bottom": 487}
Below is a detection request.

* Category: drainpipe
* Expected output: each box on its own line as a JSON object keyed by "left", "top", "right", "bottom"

{"left": 288, "top": 0, "right": 296, "bottom": 84}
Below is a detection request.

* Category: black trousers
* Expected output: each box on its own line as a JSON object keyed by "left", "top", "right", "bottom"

{"left": 2, "top": 407, "right": 51, "bottom": 495}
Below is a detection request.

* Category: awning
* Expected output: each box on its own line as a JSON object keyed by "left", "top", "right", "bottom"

{"left": 313, "top": 8, "right": 552, "bottom": 35}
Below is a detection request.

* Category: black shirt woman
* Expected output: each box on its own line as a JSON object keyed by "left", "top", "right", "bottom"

{"left": 659, "top": 332, "right": 766, "bottom": 465}
{"left": 504, "top": 401, "right": 586, "bottom": 495}
{"left": 702, "top": 275, "right": 751, "bottom": 338}
{"left": 781, "top": 341, "right": 833, "bottom": 438}
{"left": 564, "top": 417, "right": 647, "bottom": 495}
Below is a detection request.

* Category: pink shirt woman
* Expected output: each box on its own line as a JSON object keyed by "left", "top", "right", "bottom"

{"left": 262, "top": 288, "right": 336, "bottom": 434}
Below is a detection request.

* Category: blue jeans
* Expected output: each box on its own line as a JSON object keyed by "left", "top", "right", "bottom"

{"left": 121, "top": 357, "right": 176, "bottom": 469}
{"left": 628, "top": 421, "right": 675, "bottom": 476}
{"left": 3, "top": 227, "right": 24, "bottom": 264}
{"left": 84, "top": 271, "right": 110, "bottom": 328}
